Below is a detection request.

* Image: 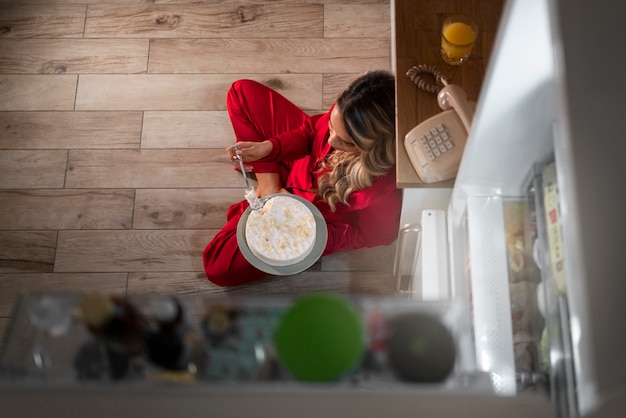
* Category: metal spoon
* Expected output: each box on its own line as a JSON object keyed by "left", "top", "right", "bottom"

{"left": 234, "top": 153, "right": 262, "bottom": 210}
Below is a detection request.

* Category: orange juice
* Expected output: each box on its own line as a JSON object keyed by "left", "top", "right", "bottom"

{"left": 441, "top": 16, "right": 477, "bottom": 65}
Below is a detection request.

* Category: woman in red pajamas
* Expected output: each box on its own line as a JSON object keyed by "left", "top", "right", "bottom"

{"left": 203, "top": 71, "right": 403, "bottom": 286}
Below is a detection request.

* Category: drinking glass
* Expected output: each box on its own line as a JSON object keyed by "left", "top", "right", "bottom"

{"left": 440, "top": 15, "right": 478, "bottom": 66}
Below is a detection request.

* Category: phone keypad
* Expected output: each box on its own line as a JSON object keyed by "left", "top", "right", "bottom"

{"left": 417, "top": 123, "right": 454, "bottom": 161}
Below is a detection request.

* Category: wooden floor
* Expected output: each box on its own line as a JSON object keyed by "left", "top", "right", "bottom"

{"left": 0, "top": 0, "right": 399, "bottom": 336}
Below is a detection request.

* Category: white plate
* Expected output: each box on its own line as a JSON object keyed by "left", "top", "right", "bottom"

{"left": 236, "top": 194, "right": 328, "bottom": 275}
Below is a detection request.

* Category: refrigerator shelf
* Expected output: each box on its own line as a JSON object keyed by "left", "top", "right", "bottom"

{"left": 465, "top": 195, "right": 517, "bottom": 395}
{"left": 1, "top": 291, "right": 488, "bottom": 395}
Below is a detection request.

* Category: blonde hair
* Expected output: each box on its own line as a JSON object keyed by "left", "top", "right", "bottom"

{"left": 317, "top": 71, "right": 396, "bottom": 211}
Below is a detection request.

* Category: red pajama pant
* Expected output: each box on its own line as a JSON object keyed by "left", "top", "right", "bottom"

{"left": 202, "top": 80, "right": 312, "bottom": 286}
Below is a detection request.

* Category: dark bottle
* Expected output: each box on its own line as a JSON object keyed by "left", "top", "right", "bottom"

{"left": 77, "top": 293, "right": 147, "bottom": 379}
{"left": 142, "top": 296, "right": 192, "bottom": 372}
{"left": 80, "top": 293, "right": 146, "bottom": 355}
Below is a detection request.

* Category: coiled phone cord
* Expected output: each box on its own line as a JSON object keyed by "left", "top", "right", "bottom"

{"left": 406, "top": 65, "right": 448, "bottom": 94}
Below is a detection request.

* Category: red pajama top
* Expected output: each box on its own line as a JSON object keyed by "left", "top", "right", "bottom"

{"left": 264, "top": 109, "right": 403, "bottom": 255}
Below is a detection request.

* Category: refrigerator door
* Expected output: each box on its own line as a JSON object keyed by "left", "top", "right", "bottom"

{"left": 550, "top": 0, "right": 626, "bottom": 415}
{"left": 444, "top": 0, "right": 626, "bottom": 415}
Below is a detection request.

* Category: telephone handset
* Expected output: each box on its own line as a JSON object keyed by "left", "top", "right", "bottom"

{"left": 404, "top": 65, "right": 474, "bottom": 183}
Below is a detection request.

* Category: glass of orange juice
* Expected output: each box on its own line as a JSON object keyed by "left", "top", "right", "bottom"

{"left": 440, "top": 15, "right": 478, "bottom": 66}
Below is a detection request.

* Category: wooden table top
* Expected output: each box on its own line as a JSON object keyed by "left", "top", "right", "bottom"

{"left": 393, "top": 0, "right": 505, "bottom": 188}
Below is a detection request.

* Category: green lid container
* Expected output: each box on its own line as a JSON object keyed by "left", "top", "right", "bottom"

{"left": 273, "top": 293, "right": 365, "bottom": 382}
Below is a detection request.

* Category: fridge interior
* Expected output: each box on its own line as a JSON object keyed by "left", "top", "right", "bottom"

{"left": 447, "top": 166, "right": 576, "bottom": 415}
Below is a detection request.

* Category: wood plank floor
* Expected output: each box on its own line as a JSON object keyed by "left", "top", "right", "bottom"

{"left": 0, "top": 0, "right": 397, "bottom": 336}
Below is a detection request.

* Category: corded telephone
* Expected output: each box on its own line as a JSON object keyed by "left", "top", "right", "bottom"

{"left": 404, "top": 66, "right": 473, "bottom": 183}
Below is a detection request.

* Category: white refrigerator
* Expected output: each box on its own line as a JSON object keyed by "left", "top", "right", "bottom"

{"left": 412, "top": 0, "right": 626, "bottom": 416}
{"left": 1, "top": 0, "right": 625, "bottom": 417}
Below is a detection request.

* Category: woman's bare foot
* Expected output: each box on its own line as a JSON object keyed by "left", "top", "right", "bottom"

{"left": 255, "top": 172, "right": 285, "bottom": 198}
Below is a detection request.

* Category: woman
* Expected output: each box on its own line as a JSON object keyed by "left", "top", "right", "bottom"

{"left": 203, "top": 70, "right": 403, "bottom": 286}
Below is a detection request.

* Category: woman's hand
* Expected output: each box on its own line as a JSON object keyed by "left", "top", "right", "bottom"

{"left": 226, "top": 140, "right": 273, "bottom": 163}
